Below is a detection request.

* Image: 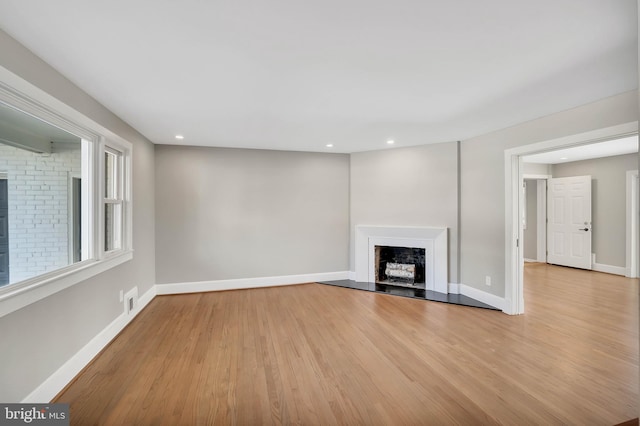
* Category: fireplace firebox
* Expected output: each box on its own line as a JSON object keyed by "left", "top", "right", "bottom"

{"left": 374, "top": 245, "right": 426, "bottom": 289}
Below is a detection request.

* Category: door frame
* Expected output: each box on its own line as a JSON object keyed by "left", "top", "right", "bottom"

{"left": 504, "top": 121, "right": 638, "bottom": 315}
{"left": 627, "top": 169, "right": 639, "bottom": 278}
{"left": 523, "top": 174, "right": 550, "bottom": 263}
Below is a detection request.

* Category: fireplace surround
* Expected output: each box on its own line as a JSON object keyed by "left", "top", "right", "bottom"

{"left": 355, "top": 225, "right": 448, "bottom": 293}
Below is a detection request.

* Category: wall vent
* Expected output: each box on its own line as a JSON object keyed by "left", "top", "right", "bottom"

{"left": 124, "top": 286, "right": 138, "bottom": 315}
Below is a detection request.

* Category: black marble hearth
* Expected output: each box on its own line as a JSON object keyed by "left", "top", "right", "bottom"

{"left": 318, "top": 279, "right": 499, "bottom": 310}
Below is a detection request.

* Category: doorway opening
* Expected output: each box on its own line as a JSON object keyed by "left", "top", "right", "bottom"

{"left": 504, "top": 122, "right": 638, "bottom": 315}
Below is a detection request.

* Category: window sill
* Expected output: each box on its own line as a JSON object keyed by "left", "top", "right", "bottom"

{"left": 0, "top": 250, "right": 133, "bottom": 318}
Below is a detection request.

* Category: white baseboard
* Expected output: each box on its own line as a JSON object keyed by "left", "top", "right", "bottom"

{"left": 449, "top": 283, "right": 505, "bottom": 311}
{"left": 22, "top": 285, "right": 157, "bottom": 403}
{"left": 524, "top": 258, "right": 538, "bottom": 263}
{"left": 448, "top": 283, "right": 461, "bottom": 294}
{"left": 460, "top": 284, "right": 505, "bottom": 311}
{"left": 348, "top": 271, "right": 356, "bottom": 281}
{"left": 155, "top": 271, "right": 351, "bottom": 295}
{"left": 625, "top": 267, "right": 639, "bottom": 278}
{"left": 593, "top": 263, "right": 626, "bottom": 276}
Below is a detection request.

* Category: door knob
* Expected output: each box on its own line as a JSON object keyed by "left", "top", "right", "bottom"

{"left": 579, "top": 228, "right": 589, "bottom": 231}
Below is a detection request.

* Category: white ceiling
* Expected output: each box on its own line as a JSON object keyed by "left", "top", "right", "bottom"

{"left": 523, "top": 134, "right": 638, "bottom": 164}
{"left": 0, "top": 1, "right": 636, "bottom": 153}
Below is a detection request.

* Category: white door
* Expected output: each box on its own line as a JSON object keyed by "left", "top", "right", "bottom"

{"left": 547, "top": 176, "right": 592, "bottom": 269}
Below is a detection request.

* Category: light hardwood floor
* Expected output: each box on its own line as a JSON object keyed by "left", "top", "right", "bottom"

{"left": 55, "top": 263, "right": 638, "bottom": 424}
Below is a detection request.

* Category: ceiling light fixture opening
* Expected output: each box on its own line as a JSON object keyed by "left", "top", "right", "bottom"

{"left": 326, "top": 143, "right": 334, "bottom": 148}
{"left": 175, "top": 135, "right": 184, "bottom": 140}
{"left": 387, "top": 140, "right": 395, "bottom": 145}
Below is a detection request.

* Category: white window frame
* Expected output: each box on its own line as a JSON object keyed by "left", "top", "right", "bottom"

{"left": 101, "top": 140, "right": 132, "bottom": 257}
{"left": 0, "top": 77, "right": 133, "bottom": 318}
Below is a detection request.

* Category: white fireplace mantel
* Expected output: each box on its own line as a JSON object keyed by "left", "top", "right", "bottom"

{"left": 355, "top": 225, "right": 448, "bottom": 293}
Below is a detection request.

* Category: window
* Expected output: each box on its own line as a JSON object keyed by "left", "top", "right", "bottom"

{"left": 0, "top": 80, "right": 133, "bottom": 317}
{"left": 104, "top": 148, "right": 123, "bottom": 252}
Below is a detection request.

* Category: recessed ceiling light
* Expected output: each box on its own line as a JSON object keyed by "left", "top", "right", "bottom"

{"left": 387, "top": 140, "right": 395, "bottom": 145}
{"left": 560, "top": 157, "right": 568, "bottom": 160}
{"left": 326, "top": 143, "right": 334, "bottom": 148}
{"left": 175, "top": 135, "right": 184, "bottom": 140}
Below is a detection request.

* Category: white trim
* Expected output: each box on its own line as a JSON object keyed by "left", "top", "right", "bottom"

{"left": 593, "top": 262, "right": 627, "bottom": 276}
{"left": 522, "top": 173, "right": 552, "bottom": 180}
{"left": 21, "top": 285, "right": 156, "bottom": 403}
{"left": 0, "top": 81, "right": 100, "bottom": 142}
{"left": 522, "top": 180, "right": 527, "bottom": 230}
{"left": 155, "top": 271, "right": 350, "bottom": 295}
{"left": 626, "top": 170, "right": 639, "bottom": 278}
{"left": 0, "top": 251, "right": 132, "bottom": 319}
{"left": 348, "top": 271, "right": 356, "bottom": 281}
{"left": 448, "top": 283, "right": 461, "bottom": 293}
{"left": 504, "top": 152, "right": 523, "bottom": 315}
{"left": 505, "top": 122, "right": 639, "bottom": 315}
{"left": 80, "top": 139, "right": 93, "bottom": 262}
{"left": 459, "top": 284, "right": 505, "bottom": 311}
{"left": 354, "top": 225, "right": 448, "bottom": 293}
{"left": 453, "top": 283, "right": 505, "bottom": 311}
{"left": 101, "top": 139, "right": 133, "bottom": 255}
{"left": 536, "top": 179, "right": 548, "bottom": 263}
{"left": 524, "top": 258, "right": 538, "bottom": 263}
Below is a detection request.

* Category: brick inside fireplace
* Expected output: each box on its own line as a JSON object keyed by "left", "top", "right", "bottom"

{"left": 374, "top": 245, "right": 426, "bottom": 289}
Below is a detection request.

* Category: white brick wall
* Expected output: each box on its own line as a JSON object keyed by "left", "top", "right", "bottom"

{"left": 0, "top": 144, "right": 81, "bottom": 283}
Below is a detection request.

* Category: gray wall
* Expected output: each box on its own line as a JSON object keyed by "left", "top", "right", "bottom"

{"left": 460, "top": 91, "right": 638, "bottom": 297}
{"left": 523, "top": 162, "right": 551, "bottom": 176}
{"left": 155, "top": 146, "right": 349, "bottom": 284}
{"left": 552, "top": 153, "right": 638, "bottom": 267}
{"left": 350, "top": 142, "right": 459, "bottom": 283}
{"left": 523, "top": 180, "right": 538, "bottom": 260}
{"left": 0, "top": 30, "right": 156, "bottom": 402}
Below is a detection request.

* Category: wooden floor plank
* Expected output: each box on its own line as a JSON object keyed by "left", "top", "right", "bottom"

{"left": 55, "top": 263, "right": 638, "bottom": 424}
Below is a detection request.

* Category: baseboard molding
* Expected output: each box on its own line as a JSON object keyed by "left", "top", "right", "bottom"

{"left": 348, "top": 271, "right": 356, "bottom": 281}
{"left": 625, "top": 267, "right": 639, "bottom": 279}
{"left": 450, "top": 283, "right": 505, "bottom": 311}
{"left": 593, "top": 263, "right": 626, "bottom": 276}
{"left": 524, "top": 258, "right": 538, "bottom": 263}
{"left": 22, "top": 285, "right": 157, "bottom": 403}
{"left": 155, "top": 271, "right": 351, "bottom": 295}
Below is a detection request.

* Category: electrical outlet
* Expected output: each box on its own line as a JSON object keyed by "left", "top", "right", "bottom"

{"left": 485, "top": 276, "right": 491, "bottom": 286}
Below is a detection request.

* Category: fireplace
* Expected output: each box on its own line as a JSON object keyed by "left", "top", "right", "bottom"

{"left": 355, "top": 225, "right": 448, "bottom": 293}
{"left": 375, "top": 246, "right": 426, "bottom": 288}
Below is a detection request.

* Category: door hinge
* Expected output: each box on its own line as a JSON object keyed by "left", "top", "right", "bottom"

{"left": 516, "top": 238, "right": 519, "bottom": 248}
